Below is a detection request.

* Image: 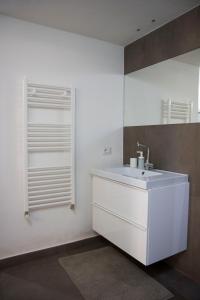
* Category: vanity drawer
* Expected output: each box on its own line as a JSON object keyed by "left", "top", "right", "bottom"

{"left": 93, "top": 205, "right": 147, "bottom": 265}
{"left": 92, "top": 176, "right": 148, "bottom": 228}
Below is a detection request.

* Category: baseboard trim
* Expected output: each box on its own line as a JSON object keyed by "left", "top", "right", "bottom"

{"left": 0, "top": 235, "right": 106, "bottom": 269}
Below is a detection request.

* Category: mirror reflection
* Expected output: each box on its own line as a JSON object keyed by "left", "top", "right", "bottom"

{"left": 124, "top": 48, "right": 200, "bottom": 126}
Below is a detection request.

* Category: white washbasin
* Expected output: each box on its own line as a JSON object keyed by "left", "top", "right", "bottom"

{"left": 108, "top": 167, "right": 162, "bottom": 178}
{"left": 91, "top": 166, "right": 188, "bottom": 189}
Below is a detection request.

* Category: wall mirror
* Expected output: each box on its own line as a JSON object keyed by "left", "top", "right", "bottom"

{"left": 124, "top": 48, "right": 200, "bottom": 126}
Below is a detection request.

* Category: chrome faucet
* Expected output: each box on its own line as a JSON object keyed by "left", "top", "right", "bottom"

{"left": 137, "top": 141, "right": 153, "bottom": 170}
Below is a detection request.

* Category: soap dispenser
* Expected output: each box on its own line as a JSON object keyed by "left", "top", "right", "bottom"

{"left": 137, "top": 151, "right": 145, "bottom": 169}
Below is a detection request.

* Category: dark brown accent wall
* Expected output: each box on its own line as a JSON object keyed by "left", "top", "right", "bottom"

{"left": 124, "top": 6, "right": 200, "bottom": 74}
{"left": 123, "top": 123, "right": 200, "bottom": 283}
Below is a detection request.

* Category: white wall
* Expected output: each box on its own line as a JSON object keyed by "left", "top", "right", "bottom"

{"left": 124, "top": 58, "right": 199, "bottom": 126}
{"left": 0, "top": 15, "right": 124, "bottom": 259}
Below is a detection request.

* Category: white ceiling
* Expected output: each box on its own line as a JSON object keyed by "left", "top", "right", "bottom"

{"left": 0, "top": 0, "right": 199, "bottom": 46}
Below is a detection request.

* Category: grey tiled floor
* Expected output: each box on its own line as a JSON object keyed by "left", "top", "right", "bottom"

{"left": 0, "top": 237, "right": 200, "bottom": 300}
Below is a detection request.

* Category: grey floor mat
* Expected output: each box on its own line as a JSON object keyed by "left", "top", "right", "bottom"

{"left": 59, "top": 246, "right": 173, "bottom": 300}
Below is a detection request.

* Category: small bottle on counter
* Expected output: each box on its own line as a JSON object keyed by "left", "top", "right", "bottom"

{"left": 137, "top": 151, "right": 145, "bottom": 169}
{"left": 130, "top": 157, "right": 137, "bottom": 168}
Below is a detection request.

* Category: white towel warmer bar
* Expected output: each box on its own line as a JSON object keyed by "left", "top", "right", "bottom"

{"left": 23, "top": 80, "right": 75, "bottom": 215}
{"left": 162, "top": 99, "right": 193, "bottom": 124}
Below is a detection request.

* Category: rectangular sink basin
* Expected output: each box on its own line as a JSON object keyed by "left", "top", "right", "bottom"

{"left": 91, "top": 166, "right": 188, "bottom": 189}
{"left": 108, "top": 167, "right": 162, "bottom": 178}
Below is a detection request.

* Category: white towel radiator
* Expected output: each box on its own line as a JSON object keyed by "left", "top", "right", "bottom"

{"left": 162, "top": 99, "right": 193, "bottom": 124}
{"left": 23, "top": 80, "right": 75, "bottom": 214}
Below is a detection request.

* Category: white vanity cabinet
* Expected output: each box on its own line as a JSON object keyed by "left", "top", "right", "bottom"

{"left": 92, "top": 171, "right": 189, "bottom": 265}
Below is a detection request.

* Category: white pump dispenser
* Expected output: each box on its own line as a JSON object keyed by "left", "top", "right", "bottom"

{"left": 137, "top": 151, "right": 145, "bottom": 169}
